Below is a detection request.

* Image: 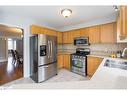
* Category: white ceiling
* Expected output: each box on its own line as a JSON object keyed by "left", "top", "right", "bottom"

{"left": 0, "top": 6, "right": 118, "bottom": 31}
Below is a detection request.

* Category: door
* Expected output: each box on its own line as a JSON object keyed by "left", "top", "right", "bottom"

{"left": 57, "top": 54, "right": 63, "bottom": 69}
{"left": 89, "top": 26, "right": 100, "bottom": 44}
{"left": 100, "top": 23, "right": 116, "bottom": 43}
{"left": 38, "top": 34, "right": 57, "bottom": 66}
{"left": 63, "top": 54, "right": 70, "bottom": 70}
{"left": 48, "top": 35, "right": 57, "bottom": 63}
{"left": 30, "top": 36, "right": 38, "bottom": 81}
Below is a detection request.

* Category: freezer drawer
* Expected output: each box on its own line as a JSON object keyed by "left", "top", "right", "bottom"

{"left": 38, "top": 63, "right": 57, "bottom": 82}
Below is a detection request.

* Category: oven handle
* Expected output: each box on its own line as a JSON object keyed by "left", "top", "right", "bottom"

{"left": 72, "top": 65, "right": 83, "bottom": 68}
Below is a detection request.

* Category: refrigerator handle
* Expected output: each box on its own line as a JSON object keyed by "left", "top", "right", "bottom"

{"left": 48, "top": 40, "right": 50, "bottom": 58}
{"left": 50, "top": 40, "right": 52, "bottom": 58}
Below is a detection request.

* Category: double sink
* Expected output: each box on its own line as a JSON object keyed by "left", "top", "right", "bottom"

{"left": 104, "top": 59, "right": 127, "bottom": 70}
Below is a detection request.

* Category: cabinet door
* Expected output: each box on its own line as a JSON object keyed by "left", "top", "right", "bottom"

{"left": 80, "top": 28, "right": 89, "bottom": 37}
{"left": 100, "top": 23, "right": 116, "bottom": 43}
{"left": 68, "top": 31, "right": 73, "bottom": 43}
{"left": 57, "top": 55, "right": 63, "bottom": 69}
{"left": 89, "top": 26, "right": 100, "bottom": 44}
{"left": 119, "top": 6, "right": 127, "bottom": 37}
{"left": 72, "top": 30, "right": 80, "bottom": 39}
{"left": 63, "top": 54, "right": 70, "bottom": 70}
{"left": 57, "top": 32, "right": 63, "bottom": 44}
{"left": 30, "top": 25, "right": 41, "bottom": 34}
{"left": 63, "top": 32, "right": 69, "bottom": 44}
{"left": 87, "top": 56, "right": 103, "bottom": 76}
{"left": 52, "top": 31, "right": 57, "bottom": 36}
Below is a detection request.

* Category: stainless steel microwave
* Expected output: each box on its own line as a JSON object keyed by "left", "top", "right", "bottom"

{"left": 74, "top": 37, "right": 89, "bottom": 46}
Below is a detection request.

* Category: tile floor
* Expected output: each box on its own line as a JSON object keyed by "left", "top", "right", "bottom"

{"left": 2, "top": 69, "right": 90, "bottom": 87}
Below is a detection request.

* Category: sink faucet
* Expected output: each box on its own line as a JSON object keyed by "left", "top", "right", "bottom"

{"left": 122, "top": 48, "right": 127, "bottom": 58}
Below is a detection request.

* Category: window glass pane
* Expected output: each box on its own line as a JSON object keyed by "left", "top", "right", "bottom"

{"left": 8, "top": 39, "right": 13, "bottom": 50}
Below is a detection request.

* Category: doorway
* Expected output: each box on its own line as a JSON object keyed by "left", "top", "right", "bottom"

{"left": 0, "top": 25, "right": 23, "bottom": 85}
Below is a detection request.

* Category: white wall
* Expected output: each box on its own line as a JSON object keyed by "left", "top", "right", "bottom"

{"left": 58, "top": 13, "right": 117, "bottom": 31}
{"left": 0, "top": 14, "right": 51, "bottom": 77}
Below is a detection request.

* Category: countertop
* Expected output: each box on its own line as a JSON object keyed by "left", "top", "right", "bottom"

{"left": 87, "top": 54, "right": 127, "bottom": 61}
{"left": 58, "top": 51, "right": 127, "bottom": 61}
{"left": 4, "top": 58, "right": 127, "bottom": 89}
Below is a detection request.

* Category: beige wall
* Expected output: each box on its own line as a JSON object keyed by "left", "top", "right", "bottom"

{"left": 0, "top": 38, "right": 7, "bottom": 60}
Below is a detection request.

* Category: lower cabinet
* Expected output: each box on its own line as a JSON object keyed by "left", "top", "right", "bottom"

{"left": 87, "top": 56, "right": 103, "bottom": 77}
{"left": 57, "top": 54, "right": 64, "bottom": 69}
{"left": 63, "top": 54, "right": 71, "bottom": 70}
{"left": 57, "top": 54, "right": 71, "bottom": 70}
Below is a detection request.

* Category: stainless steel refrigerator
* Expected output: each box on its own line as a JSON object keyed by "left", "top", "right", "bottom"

{"left": 30, "top": 34, "right": 57, "bottom": 83}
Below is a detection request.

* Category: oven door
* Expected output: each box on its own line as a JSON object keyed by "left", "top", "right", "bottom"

{"left": 71, "top": 57, "right": 86, "bottom": 76}
{"left": 72, "top": 58, "right": 84, "bottom": 68}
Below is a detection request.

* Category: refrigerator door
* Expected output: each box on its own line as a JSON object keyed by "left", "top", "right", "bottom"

{"left": 48, "top": 36, "right": 57, "bottom": 63}
{"left": 30, "top": 35, "right": 38, "bottom": 82}
{"left": 38, "top": 34, "right": 57, "bottom": 66}
{"left": 38, "top": 63, "right": 57, "bottom": 82}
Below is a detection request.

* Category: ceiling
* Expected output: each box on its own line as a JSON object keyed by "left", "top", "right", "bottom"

{"left": 0, "top": 6, "right": 118, "bottom": 31}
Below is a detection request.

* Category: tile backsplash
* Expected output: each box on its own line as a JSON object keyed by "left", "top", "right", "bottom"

{"left": 58, "top": 43, "right": 127, "bottom": 56}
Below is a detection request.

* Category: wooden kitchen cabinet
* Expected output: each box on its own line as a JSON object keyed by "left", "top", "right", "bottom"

{"left": 57, "top": 54, "right": 71, "bottom": 70}
{"left": 63, "top": 30, "right": 79, "bottom": 44}
{"left": 63, "top": 54, "right": 71, "bottom": 70}
{"left": 87, "top": 56, "right": 103, "bottom": 76}
{"left": 72, "top": 30, "right": 80, "bottom": 38}
{"left": 30, "top": 25, "right": 57, "bottom": 36}
{"left": 119, "top": 6, "right": 127, "bottom": 39}
{"left": 30, "top": 25, "right": 41, "bottom": 34}
{"left": 57, "top": 32, "right": 63, "bottom": 44}
{"left": 67, "top": 31, "right": 73, "bottom": 43}
{"left": 100, "top": 22, "right": 116, "bottom": 43}
{"left": 57, "top": 54, "right": 64, "bottom": 69}
{"left": 63, "top": 32, "right": 69, "bottom": 44}
{"left": 89, "top": 25, "right": 100, "bottom": 44}
{"left": 44, "top": 29, "right": 57, "bottom": 36}
{"left": 80, "top": 28, "right": 89, "bottom": 37}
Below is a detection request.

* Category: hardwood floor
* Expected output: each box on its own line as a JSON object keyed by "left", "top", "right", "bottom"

{"left": 0, "top": 57, "right": 23, "bottom": 85}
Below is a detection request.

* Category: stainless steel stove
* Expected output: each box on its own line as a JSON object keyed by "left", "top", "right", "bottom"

{"left": 71, "top": 48, "right": 90, "bottom": 76}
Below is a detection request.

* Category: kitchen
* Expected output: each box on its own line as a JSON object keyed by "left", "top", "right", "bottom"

{"left": 0, "top": 5, "right": 127, "bottom": 89}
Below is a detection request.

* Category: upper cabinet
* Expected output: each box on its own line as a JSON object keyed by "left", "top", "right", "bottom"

{"left": 30, "top": 25, "right": 57, "bottom": 36}
{"left": 30, "top": 25, "right": 42, "bottom": 34}
{"left": 100, "top": 23, "right": 116, "bottom": 43}
{"left": 89, "top": 26, "right": 100, "bottom": 44}
{"left": 30, "top": 25, "right": 63, "bottom": 44}
{"left": 117, "top": 6, "right": 127, "bottom": 40}
{"left": 62, "top": 30, "right": 75, "bottom": 44}
{"left": 62, "top": 31, "right": 69, "bottom": 44}
{"left": 62, "top": 22, "right": 116, "bottom": 44}
{"left": 30, "top": 22, "right": 116, "bottom": 45}
{"left": 57, "top": 32, "right": 63, "bottom": 44}
{"left": 80, "top": 28, "right": 89, "bottom": 37}
{"left": 73, "top": 30, "right": 80, "bottom": 38}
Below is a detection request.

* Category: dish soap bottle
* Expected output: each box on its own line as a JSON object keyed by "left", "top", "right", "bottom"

{"left": 117, "top": 50, "right": 122, "bottom": 58}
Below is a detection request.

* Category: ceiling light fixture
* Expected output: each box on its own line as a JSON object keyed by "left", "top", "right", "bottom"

{"left": 61, "top": 9, "right": 72, "bottom": 18}
{"left": 113, "top": 5, "right": 118, "bottom": 11}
